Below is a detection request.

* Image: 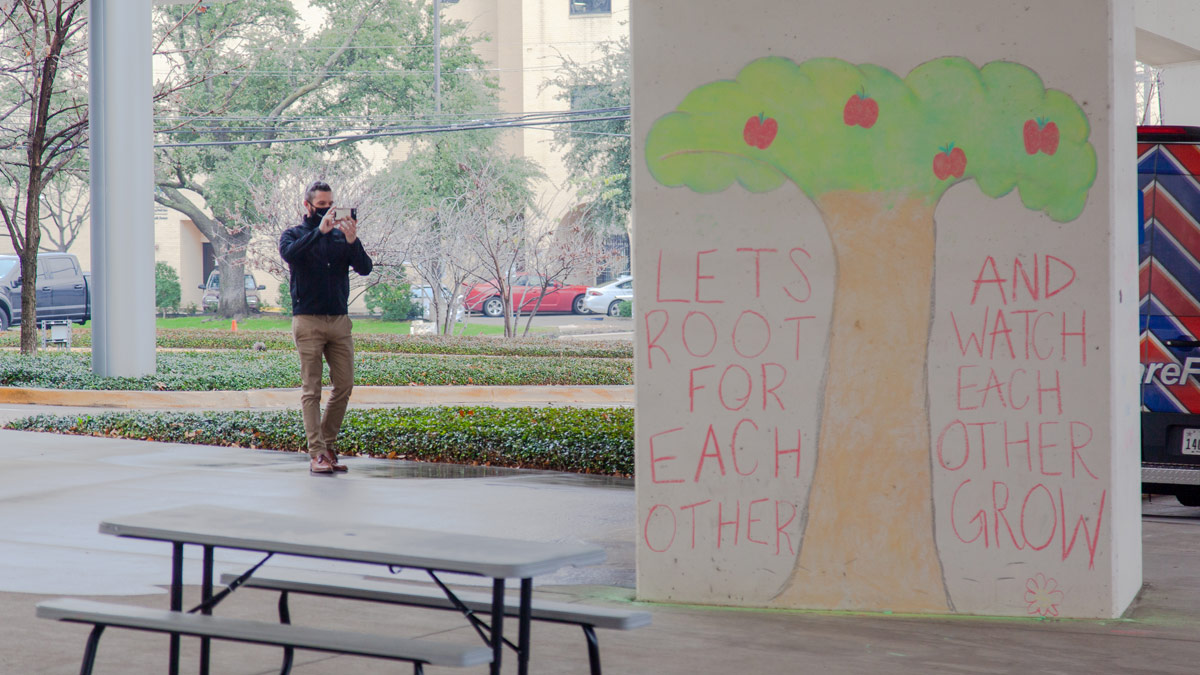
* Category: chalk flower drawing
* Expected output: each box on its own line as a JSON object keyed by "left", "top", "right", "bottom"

{"left": 646, "top": 57, "right": 1097, "bottom": 612}
{"left": 1024, "top": 574, "right": 1065, "bottom": 617}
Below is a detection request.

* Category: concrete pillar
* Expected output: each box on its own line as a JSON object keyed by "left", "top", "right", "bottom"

{"left": 1134, "top": 0, "right": 1200, "bottom": 124}
{"left": 88, "top": 0, "right": 156, "bottom": 376}
{"left": 1157, "top": 63, "right": 1200, "bottom": 124}
{"left": 633, "top": 0, "right": 1140, "bottom": 618}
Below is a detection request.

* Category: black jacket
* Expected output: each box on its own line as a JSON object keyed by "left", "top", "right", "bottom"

{"left": 279, "top": 214, "right": 373, "bottom": 316}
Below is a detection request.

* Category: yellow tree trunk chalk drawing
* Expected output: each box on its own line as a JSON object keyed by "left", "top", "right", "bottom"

{"left": 645, "top": 57, "right": 1096, "bottom": 611}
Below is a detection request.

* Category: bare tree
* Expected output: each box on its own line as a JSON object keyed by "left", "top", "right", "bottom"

{"left": 245, "top": 157, "right": 411, "bottom": 310}
{"left": 38, "top": 168, "right": 88, "bottom": 252}
{"left": 518, "top": 204, "right": 612, "bottom": 336}
{"left": 401, "top": 201, "right": 479, "bottom": 334}
{"left": 452, "top": 162, "right": 531, "bottom": 338}
{"left": 0, "top": 0, "right": 87, "bottom": 351}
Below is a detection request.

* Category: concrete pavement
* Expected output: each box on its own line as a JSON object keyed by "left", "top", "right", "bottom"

{"left": 2, "top": 411, "right": 1200, "bottom": 673}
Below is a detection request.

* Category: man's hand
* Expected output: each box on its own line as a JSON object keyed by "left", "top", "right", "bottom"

{"left": 339, "top": 218, "right": 358, "bottom": 245}
{"left": 318, "top": 211, "right": 336, "bottom": 235}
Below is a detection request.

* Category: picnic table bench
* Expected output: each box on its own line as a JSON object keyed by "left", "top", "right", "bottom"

{"left": 36, "top": 505, "right": 627, "bottom": 675}
{"left": 220, "top": 568, "right": 651, "bottom": 674}
{"left": 37, "top": 598, "right": 491, "bottom": 675}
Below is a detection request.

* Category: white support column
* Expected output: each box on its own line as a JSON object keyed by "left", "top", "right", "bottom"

{"left": 88, "top": 0, "right": 156, "bottom": 377}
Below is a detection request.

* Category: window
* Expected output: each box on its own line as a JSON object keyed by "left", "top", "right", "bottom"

{"left": 569, "top": 0, "right": 610, "bottom": 15}
{"left": 45, "top": 258, "right": 75, "bottom": 278}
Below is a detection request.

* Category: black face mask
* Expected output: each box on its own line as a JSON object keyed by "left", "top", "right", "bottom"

{"left": 310, "top": 206, "right": 331, "bottom": 220}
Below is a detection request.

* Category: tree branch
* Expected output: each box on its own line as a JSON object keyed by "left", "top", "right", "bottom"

{"left": 262, "top": 0, "right": 384, "bottom": 137}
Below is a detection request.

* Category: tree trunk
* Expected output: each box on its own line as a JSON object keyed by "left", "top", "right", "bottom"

{"left": 18, "top": 251, "right": 38, "bottom": 355}
{"left": 215, "top": 233, "right": 251, "bottom": 318}
{"left": 774, "top": 191, "right": 950, "bottom": 612}
{"left": 18, "top": 186, "right": 45, "bottom": 355}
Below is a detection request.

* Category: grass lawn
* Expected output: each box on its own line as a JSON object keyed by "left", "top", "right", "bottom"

{"left": 154, "top": 316, "right": 537, "bottom": 336}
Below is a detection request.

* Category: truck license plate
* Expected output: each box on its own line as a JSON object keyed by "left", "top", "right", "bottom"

{"left": 1184, "top": 429, "right": 1200, "bottom": 455}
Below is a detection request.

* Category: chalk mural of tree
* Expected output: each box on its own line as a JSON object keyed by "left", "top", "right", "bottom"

{"left": 645, "top": 57, "right": 1096, "bottom": 611}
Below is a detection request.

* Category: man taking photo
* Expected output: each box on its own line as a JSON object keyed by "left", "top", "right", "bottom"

{"left": 279, "top": 180, "right": 373, "bottom": 474}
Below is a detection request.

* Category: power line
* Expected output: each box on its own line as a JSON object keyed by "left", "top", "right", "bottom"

{"left": 523, "top": 125, "right": 629, "bottom": 138}
{"left": 152, "top": 107, "right": 630, "bottom": 133}
{"left": 236, "top": 44, "right": 436, "bottom": 51}
{"left": 227, "top": 39, "right": 622, "bottom": 51}
{"left": 154, "top": 107, "right": 627, "bottom": 122}
{"left": 151, "top": 113, "right": 629, "bottom": 148}
{"left": 153, "top": 63, "right": 583, "bottom": 76}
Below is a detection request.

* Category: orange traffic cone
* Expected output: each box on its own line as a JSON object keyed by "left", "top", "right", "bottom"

{"left": 231, "top": 319, "right": 238, "bottom": 332}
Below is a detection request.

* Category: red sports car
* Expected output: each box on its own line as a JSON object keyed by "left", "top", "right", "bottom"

{"left": 462, "top": 274, "right": 592, "bottom": 316}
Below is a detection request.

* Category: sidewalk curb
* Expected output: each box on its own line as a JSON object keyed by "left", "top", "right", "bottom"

{"left": 0, "top": 385, "right": 634, "bottom": 410}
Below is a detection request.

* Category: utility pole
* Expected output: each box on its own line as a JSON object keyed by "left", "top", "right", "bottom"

{"left": 433, "top": 0, "right": 441, "bottom": 114}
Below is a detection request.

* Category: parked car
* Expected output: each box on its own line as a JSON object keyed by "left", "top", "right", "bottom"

{"left": 583, "top": 276, "right": 633, "bottom": 316}
{"left": 462, "top": 274, "right": 592, "bottom": 317}
{"left": 199, "top": 271, "right": 267, "bottom": 312}
{"left": 0, "top": 252, "right": 91, "bottom": 331}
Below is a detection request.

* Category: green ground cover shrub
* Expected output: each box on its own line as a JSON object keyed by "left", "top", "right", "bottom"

{"left": 0, "top": 329, "right": 632, "bottom": 359}
{"left": 0, "top": 351, "right": 632, "bottom": 390}
{"left": 5, "top": 407, "right": 635, "bottom": 475}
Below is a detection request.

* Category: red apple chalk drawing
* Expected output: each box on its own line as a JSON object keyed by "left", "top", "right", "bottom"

{"left": 843, "top": 90, "right": 878, "bottom": 128}
{"left": 1024, "top": 117, "right": 1060, "bottom": 155}
{"left": 933, "top": 144, "right": 967, "bottom": 180}
{"left": 1041, "top": 120, "right": 1060, "bottom": 155}
{"left": 743, "top": 113, "right": 778, "bottom": 149}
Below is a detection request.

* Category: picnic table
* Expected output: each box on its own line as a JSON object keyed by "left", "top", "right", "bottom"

{"left": 91, "top": 505, "right": 607, "bottom": 675}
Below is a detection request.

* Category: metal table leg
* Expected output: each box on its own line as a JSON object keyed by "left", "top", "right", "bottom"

{"left": 278, "top": 591, "right": 294, "bottom": 675}
{"left": 200, "top": 545, "right": 214, "bottom": 675}
{"left": 79, "top": 624, "right": 105, "bottom": 675}
{"left": 169, "top": 543, "right": 183, "bottom": 675}
{"left": 490, "top": 579, "right": 505, "bottom": 674}
{"left": 517, "top": 578, "right": 533, "bottom": 675}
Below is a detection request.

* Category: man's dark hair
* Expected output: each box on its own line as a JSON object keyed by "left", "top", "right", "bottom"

{"left": 305, "top": 180, "right": 332, "bottom": 203}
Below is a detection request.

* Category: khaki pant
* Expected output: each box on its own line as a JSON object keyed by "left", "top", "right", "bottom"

{"left": 292, "top": 314, "right": 355, "bottom": 458}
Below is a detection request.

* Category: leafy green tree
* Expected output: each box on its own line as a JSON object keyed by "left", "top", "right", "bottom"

{"left": 364, "top": 280, "right": 416, "bottom": 321}
{"left": 646, "top": 56, "right": 1096, "bottom": 611}
{"left": 154, "top": 262, "right": 182, "bottom": 317}
{"left": 152, "top": 0, "right": 492, "bottom": 318}
{"left": 277, "top": 281, "right": 292, "bottom": 316}
{"left": 390, "top": 132, "right": 541, "bottom": 211}
{"left": 545, "top": 35, "right": 630, "bottom": 244}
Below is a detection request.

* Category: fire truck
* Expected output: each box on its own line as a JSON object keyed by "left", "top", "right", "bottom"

{"left": 1139, "top": 125, "right": 1200, "bottom": 505}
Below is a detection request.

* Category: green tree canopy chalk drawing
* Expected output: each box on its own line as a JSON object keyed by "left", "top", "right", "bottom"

{"left": 647, "top": 56, "right": 1095, "bottom": 218}
{"left": 645, "top": 56, "right": 1096, "bottom": 611}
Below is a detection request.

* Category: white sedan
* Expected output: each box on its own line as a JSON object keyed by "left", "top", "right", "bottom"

{"left": 583, "top": 276, "right": 633, "bottom": 316}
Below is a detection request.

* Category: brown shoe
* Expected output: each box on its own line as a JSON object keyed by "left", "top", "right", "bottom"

{"left": 309, "top": 454, "right": 334, "bottom": 474}
{"left": 329, "top": 454, "right": 349, "bottom": 472}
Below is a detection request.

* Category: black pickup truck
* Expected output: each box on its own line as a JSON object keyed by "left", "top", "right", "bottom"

{"left": 0, "top": 253, "right": 91, "bottom": 331}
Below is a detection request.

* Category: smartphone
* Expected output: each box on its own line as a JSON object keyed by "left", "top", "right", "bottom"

{"left": 329, "top": 207, "right": 357, "bottom": 220}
